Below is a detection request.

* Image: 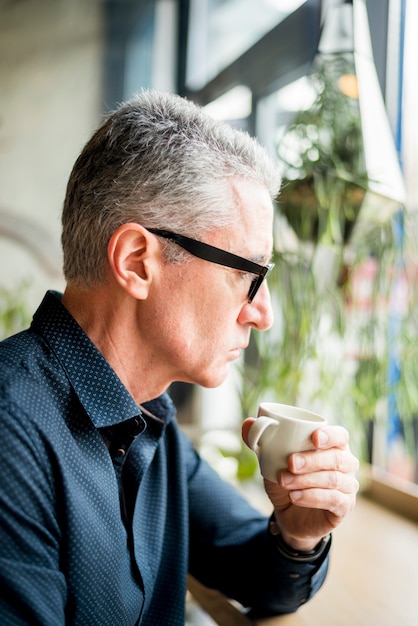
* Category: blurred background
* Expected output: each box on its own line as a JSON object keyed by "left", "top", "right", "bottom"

{"left": 1, "top": 0, "right": 417, "bottom": 488}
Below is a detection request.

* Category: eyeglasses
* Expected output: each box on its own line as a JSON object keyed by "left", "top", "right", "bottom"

{"left": 148, "top": 228, "right": 274, "bottom": 302}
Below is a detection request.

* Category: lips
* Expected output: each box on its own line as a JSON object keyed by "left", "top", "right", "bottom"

{"left": 229, "top": 344, "right": 248, "bottom": 358}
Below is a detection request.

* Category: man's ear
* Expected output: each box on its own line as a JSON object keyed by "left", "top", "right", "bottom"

{"left": 107, "top": 223, "right": 158, "bottom": 299}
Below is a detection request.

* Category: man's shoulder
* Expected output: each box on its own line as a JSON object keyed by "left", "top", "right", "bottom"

{"left": 0, "top": 290, "right": 77, "bottom": 397}
{"left": 0, "top": 328, "right": 47, "bottom": 373}
{"left": 0, "top": 328, "right": 69, "bottom": 416}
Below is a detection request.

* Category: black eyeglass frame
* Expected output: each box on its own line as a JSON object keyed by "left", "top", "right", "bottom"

{"left": 148, "top": 228, "right": 274, "bottom": 302}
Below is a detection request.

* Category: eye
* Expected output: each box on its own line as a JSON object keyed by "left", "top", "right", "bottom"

{"left": 238, "top": 271, "right": 253, "bottom": 282}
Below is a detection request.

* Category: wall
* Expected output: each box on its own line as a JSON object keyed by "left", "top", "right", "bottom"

{"left": 0, "top": 0, "right": 104, "bottom": 310}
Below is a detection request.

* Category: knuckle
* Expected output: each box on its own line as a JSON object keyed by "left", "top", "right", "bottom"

{"left": 328, "top": 470, "right": 341, "bottom": 489}
{"left": 334, "top": 450, "right": 344, "bottom": 471}
{"left": 335, "top": 490, "right": 348, "bottom": 514}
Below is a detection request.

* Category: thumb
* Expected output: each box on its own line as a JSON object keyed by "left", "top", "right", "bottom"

{"left": 241, "top": 418, "right": 256, "bottom": 448}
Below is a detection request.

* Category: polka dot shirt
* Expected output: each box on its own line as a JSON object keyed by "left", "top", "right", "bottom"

{"left": 0, "top": 291, "right": 329, "bottom": 625}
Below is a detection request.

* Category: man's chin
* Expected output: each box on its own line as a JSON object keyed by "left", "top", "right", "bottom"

{"left": 197, "top": 366, "right": 230, "bottom": 389}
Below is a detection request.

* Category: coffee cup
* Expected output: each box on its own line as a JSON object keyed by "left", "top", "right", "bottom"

{"left": 247, "top": 402, "right": 327, "bottom": 482}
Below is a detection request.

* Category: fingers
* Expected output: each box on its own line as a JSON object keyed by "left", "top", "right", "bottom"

{"left": 288, "top": 444, "right": 360, "bottom": 475}
{"left": 281, "top": 467, "right": 356, "bottom": 494}
{"left": 287, "top": 482, "right": 359, "bottom": 520}
{"left": 288, "top": 425, "right": 359, "bottom": 475}
{"left": 282, "top": 470, "right": 359, "bottom": 517}
{"left": 311, "top": 424, "right": 350, "bottom": 450}
{"left": 279, "top": 457, "right": 359, "bottom": 525}
{"left": 244, "top": 420, "right": 360, "bottom": 522}
{"left": 278, "top": 425, "right": 360, "bottom": 519}
{"left": 241, "top": 417, "right": 255, "bottom": 448}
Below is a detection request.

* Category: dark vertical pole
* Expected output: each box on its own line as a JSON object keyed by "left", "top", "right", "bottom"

{"left": 103, "top": 0, "right": 129, "bottom": 110}
{"left": 176, "top": 0, "right": 190, "bottom": 95}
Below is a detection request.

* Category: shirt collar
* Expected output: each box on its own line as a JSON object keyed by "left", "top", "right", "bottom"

{"left": 30, "top": 291, "right": 166, "bottom": 429}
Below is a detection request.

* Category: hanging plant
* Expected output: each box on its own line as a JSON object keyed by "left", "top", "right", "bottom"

{"left": 277, "top": 55, "right": 368, "bottom": 247}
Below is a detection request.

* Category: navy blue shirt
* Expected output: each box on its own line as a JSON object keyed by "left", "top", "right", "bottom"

{"left": 0, "top": 291, "right": 329, "bottom": 625}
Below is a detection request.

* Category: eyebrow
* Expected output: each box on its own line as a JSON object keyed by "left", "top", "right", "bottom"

{"left": 251, "top": 252, "right": 273, "bottom": 265}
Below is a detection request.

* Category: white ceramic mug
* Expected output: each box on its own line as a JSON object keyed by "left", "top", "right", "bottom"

{"left": 247, "top": 402, "right": 327, "bottom": 482}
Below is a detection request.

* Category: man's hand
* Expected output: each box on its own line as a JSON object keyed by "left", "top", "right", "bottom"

{"left": 242, "top": 420, "right": 359, "bottom": 552}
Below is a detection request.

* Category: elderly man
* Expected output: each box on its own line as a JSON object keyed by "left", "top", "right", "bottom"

{"left": 0, "top": 90, "right": 358, "bottom": 625}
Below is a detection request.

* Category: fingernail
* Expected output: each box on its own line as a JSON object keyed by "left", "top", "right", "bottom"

{"left": 318, "top": 430, "right": 329, "bottom": 446}
{"left": 282, "top": 472, "right": 294, "bottom": 485}
{"left": 290, "top": 490, "right": 302, "bottom": 501}
{"left": 293, "top": 455, "right": 305, "bottom": 470}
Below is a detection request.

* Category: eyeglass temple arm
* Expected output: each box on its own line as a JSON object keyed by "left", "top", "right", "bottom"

{"left": 148, "top": 228, "right": 268, "bottom": 276}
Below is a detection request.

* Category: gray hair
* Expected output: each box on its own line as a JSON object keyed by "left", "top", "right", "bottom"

{"left": 62, "top": 89, "right": 281, "bottom": 286}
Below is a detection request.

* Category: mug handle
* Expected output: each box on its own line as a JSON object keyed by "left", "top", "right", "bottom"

{"left": 247, "top": 415, "right": 278, "bottom": 451}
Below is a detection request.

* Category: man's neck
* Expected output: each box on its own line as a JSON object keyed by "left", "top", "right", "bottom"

{"left": 61, "top": 284, "right": 170, "bottom": 404}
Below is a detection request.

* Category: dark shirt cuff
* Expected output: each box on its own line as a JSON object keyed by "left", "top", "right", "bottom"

{"left": 269, "top": 513, "right": 331, "bottom": 563}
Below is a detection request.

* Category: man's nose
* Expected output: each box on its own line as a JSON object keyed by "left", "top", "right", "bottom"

{"left": 238, "top": 282, "right": 274, "bottom": 330}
